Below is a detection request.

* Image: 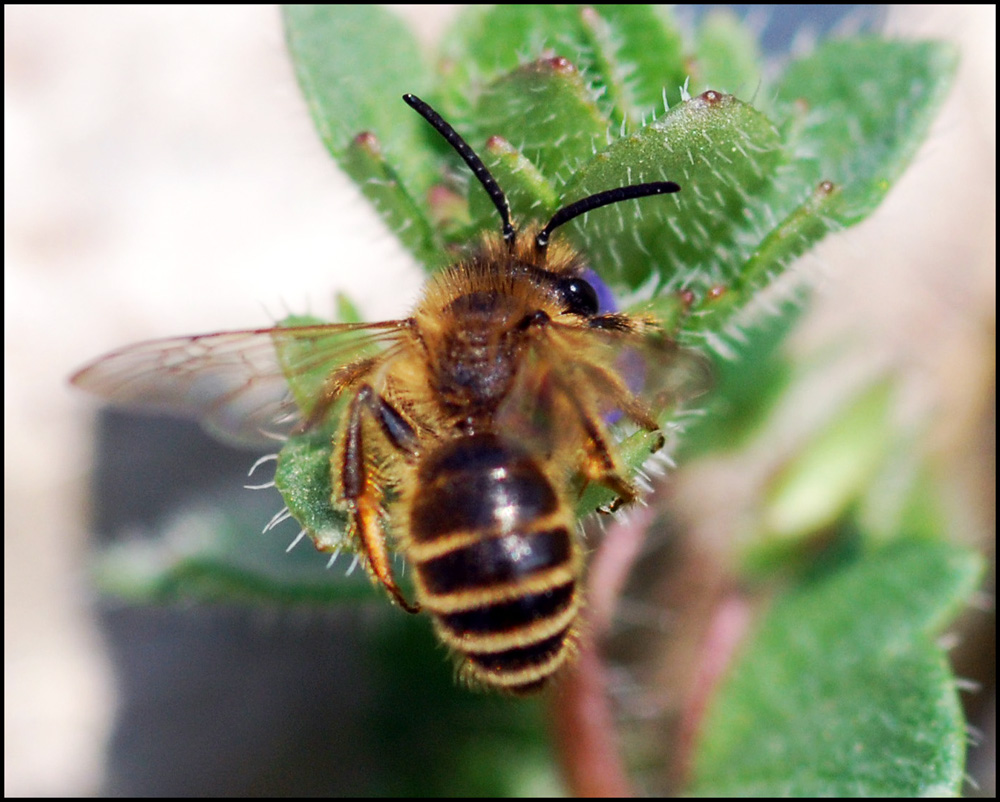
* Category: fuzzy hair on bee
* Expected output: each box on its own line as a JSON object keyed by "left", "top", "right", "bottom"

{"left": 71, "top": 93, "right": 703, "bottom": 694}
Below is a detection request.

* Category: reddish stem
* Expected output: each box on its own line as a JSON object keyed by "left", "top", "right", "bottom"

{"left": 550, "top": 634, "right": 633, "bottom": 797}
{"left": 550, "top": 507, "right": 656, "bottom": 797}
{"left": 673, "top": 593, "right": 752, "bottom": 786}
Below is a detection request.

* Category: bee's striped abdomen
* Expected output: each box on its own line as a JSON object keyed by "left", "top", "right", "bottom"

{"left": 406, "top": 433, "right": 579, "bottom": 693}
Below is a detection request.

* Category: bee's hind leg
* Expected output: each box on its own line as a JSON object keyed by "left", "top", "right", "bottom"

{"left": 339, "top": 385, "right": 421, "bottom": 614}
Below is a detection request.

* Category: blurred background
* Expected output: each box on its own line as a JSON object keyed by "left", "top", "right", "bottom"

{"left": 5, "top": 5, "right": 994, "bottom": 795}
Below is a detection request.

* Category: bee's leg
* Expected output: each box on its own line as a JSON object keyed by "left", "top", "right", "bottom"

{"left": 579, "top": 361, "right": 660, "bottom": 431}
{"left": 298, "top": 355, "right": 379, "bottom": 432}
{"left": 340, "top": 386, "right": 421, "bottom": 614}
{"left": 365, "top": 387, "right": 420, "bottom": 459}
{"left": 568, "top": 397, "right": 638, "bottom": 514}
{"left": 557, "top": 362, "right": 666, "bottom": 513}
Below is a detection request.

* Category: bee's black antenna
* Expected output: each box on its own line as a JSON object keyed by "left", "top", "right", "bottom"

{"left": 402, "top": 93, "right": 515, "bottom": 244}
{"left": 535, "top": 182, "right": 681, "bottom": 251}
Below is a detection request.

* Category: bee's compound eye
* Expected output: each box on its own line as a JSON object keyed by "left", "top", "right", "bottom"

{"left": 557, "top": 277, "right": 599, "bottom": 317}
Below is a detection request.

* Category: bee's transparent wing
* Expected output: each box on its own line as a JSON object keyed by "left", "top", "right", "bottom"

{"left": 614, "top": 335, "right": 713, "bottom": 423}
{"left": 552, "top": 321, "right": 712, "bottom": 427}
{"left": 71, "top": 321, "right": 410, "bottom": 448}
{"left": 496, "top": 321, "right": 710, "bottom": 459}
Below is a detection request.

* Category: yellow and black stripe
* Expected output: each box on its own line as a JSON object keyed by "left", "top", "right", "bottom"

{"left": 405, "top": 433, "right": 580, "bottom": 693}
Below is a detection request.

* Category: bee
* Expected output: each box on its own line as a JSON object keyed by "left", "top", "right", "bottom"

{"left": 72, "top": 93, "right": 704, "bottom": 694}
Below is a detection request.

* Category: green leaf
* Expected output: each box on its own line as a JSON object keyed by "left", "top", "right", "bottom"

{"left": 693, "top": 8, "right": 765, "bottom": 101}
{"left": 690, "top": 538, "right": 984, "bottom": 797}
{"left": 577, "top": 5, "right": 689, "bottom": 126}
{"left": 436, "top": 6, "right": 606, "bottom": 124}
{"left": 684, "top": 39, "right": 958, "bottom": 338}
{"left": 274, "top": 428, "right": 349, "bottom": 554}
{"left": 282, "top": 5, "right": 437, "bottom": 248}
{"left": 860, "top": 456, "right": 952, "bottom": 546}
{"left": 677, "top": 299, "right": 801, "bottom": 460}
{"left": 472, "top": 57, "right": 608, "bottom": 190}
{"left": 564, "top": 90, "right": 783, "bottom": 293}
{"left": 760, "top": 379, "right": 896, "bottom": 546}
{"left": 775, "top": 39, "right": 959, "bottom": 223}
{"left": 438, "top": 6, "right": 689, "bottom": 129}
{"left": 93, "top": 495, "right": 378, "bottom": 605}
{"left": 341, "top": 132, "right": 448, "bottom": 269}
